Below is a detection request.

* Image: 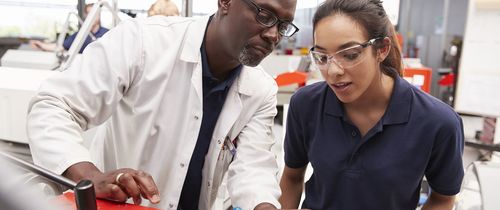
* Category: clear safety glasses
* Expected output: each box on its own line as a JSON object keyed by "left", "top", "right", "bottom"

{"left": 309, "top": 37, "right": 384, "bottom": 71}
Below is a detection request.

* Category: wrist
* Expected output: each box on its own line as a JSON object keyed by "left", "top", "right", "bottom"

{"left": 63, "top": 162, "right": 102, "bottom": 182}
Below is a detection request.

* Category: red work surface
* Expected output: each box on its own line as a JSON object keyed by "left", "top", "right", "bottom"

{"left": 55, "top": 191, "right": 159, "bottom": 210}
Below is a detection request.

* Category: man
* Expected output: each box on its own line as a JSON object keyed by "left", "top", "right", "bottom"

{"left": 31, "top": 3, "right": 108, "bottom": 53}
{"left": 148, "top": 0, "right": 180, "bottom": 17}
{"left": 27, "top": 0, "right": 298, "bottom": 209}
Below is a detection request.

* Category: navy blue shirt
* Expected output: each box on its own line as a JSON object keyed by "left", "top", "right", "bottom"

{"left": 63, "top": 26, "right": 108, "bottom": 53}
{"left": 178, "top": 41, "right": 242, "bottom": 210}
{"left": 284, "top": 76, "right": 464, "bottom": 210}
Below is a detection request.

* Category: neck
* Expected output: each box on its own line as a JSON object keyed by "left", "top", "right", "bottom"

{"left": 91, "top": 24, "right": 100, "bottom": 34}
{"left": 205, "top": 16, "right": 241, "bottom": 81}
{"left": 345, "top": 72, "right": 394, "bottom": 114}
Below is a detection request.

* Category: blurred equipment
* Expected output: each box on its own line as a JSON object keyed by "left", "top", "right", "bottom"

{"left": 60, "top": 0, "right": 121, "bottom": 70}
{"left": 0, "top": 157, "right": 60, "bottom": 210}
{"left": 402, "top": 58, "right": 432, "bottom": 93}
{"left": 0, "top": 152, "right": 96, "bottom": 210}
{"left": 0, "top": 50, "right": 59, "bottom": 70}
{"left": 456, "top": 161, "right": 500, "bottom": 210}
{"left": 454, "top": 0, "right": 500, "bottom": 117}
{"left": 0, "top": 67, "right": 58, "bottom": 144}
{"left": 437, "top": 36, "right": 462, "bottom": 106}
{"left": 0, "top": 0, "right": 121, "bottom": 71}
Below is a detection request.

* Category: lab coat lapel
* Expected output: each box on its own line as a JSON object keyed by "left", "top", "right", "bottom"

{"left": 179, "top": 15, "right": 210, "bottom": 63}
{"left": 212, "top": 67, "right": 254, "bottom": 140}
{"left": 180, "top": 16, "right": 210, "bottom": 109}
{"left": 213, "top": 84, "right": 242, "bottom": 141}
{"left": 191, "top": 62, "right": 203, "bottom": 106}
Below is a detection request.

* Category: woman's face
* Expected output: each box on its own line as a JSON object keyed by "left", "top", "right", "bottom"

{"left": 312, "top": 14, "right": 381, "bottom": 104}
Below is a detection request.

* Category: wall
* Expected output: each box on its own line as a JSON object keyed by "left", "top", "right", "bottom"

{"left": 398, "top": 0, "right": 469, "bottom": 96}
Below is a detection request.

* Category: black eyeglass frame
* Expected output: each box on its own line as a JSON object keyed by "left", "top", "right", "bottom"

{"left": 240, "top": 0, "right": 299, "bottom": 37}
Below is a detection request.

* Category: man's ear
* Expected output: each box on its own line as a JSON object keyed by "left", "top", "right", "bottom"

{"left": 378, "top": 37, "right": 391, "bottom": 62}
{"left": 218, "top": 0, "right": 232, "bottom": 15}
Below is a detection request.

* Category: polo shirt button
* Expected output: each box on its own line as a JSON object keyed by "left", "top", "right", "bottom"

{"left": 169, "top": 203, "right": 174, "bottom": 208}
{"left": 194, "top": 115, "right": 199, "bottom": 120}
{"left": 351, "top": 131, "right": 357, "bottom": 137}
{"left": 207, "top": 181, "right": 211, "bottom": 187}
{"left": 217, "top": 139, "right": 222, "bottom": 144}
{"left": 180, "top": 163, "right": 185, "bottom": 168}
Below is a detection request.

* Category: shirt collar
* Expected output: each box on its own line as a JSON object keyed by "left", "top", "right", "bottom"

{"left": 324, "top": 75, "right": 412, "bottom": 125}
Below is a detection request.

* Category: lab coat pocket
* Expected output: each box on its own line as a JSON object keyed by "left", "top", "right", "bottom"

{"left": 211, "top": 137, "right": 237, "bottom": 200}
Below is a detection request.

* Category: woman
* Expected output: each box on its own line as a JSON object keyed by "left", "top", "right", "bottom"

{"left": 279, "top": 0, "right": 464, "bottom": 209}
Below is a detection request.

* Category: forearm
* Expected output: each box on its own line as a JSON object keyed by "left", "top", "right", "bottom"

{"left": 63, "top": 162, "right": 102, "bottom": 182}
{"left": 279, "top": 176, "right": 304, "bottom": 209}
{"left": 422, "top": 193, "right": 455, "bottom": 210}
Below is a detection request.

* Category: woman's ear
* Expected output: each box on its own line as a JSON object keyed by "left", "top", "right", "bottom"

{"left": 377, "top": 37, "right": 391, "bottom": 62}
{"left": 218, "top": 0, "right": 232, "bottom": 15}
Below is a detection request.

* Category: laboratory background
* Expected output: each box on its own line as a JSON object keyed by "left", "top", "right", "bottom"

{"left": 0, "top": 0, "right": 499, "bottom": 209}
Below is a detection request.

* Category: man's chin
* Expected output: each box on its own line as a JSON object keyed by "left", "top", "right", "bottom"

{"left": 239, "top": 51, "right": 265, "bottom": 67}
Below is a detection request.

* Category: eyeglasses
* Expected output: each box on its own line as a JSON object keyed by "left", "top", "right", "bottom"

{"left": 309, "top": 37, "right": 383, "bottom": 70}
{"left": 241, "top": 0, "right": 299, "bottom": 37}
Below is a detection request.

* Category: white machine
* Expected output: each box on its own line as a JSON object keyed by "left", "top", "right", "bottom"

{"left": 456, "top": 161, "right": 500, "bottom": 210}
{"left": 0, "top": 0, "right": 121, "bottom": 144}
{"left": 0, "top": 50, "right": 60, "bottom": 70}
{"left": 0, "top": 67, "right": 58, "bottom": 144}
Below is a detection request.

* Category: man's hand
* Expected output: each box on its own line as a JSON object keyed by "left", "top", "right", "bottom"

{"left": 63, "top": 162, "right": 160, "bottom": 205}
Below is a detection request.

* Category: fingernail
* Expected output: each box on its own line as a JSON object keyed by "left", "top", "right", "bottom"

{"left": 151, "top": 195, "right": 160, "bottom": 203}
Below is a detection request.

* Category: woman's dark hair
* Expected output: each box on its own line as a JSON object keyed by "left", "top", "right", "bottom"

{"left": 313, "top": 0, "right": 403, "bottom": 77}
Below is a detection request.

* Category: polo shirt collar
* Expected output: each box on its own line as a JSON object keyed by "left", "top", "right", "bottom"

{"left": 324, "top": 75, "right": 412, "bottom": 125}
{"left": 382, "top": 76, "right": 412, "bottom": 125}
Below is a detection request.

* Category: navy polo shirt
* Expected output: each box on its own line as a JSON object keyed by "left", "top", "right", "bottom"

{"left": 63, "top": 26, "right": 108, "bottom": 53}
{"left": 284, "top": 76, "right": 464, "bottom": 210}
{"left": 178, "top": 41, "right": 242, "bottom": 210}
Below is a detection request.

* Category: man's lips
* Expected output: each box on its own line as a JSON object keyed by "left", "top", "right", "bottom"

{"left": 253, "top": 45, "right": 272, "bottom": 55}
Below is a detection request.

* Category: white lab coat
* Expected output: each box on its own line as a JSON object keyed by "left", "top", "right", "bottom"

{"left": 27, "top": 15, "right": 281, "bottom": 210}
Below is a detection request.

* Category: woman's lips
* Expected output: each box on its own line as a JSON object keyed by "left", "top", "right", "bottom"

{"left": 331, "top": 82, "right": 352, "bottom": 93}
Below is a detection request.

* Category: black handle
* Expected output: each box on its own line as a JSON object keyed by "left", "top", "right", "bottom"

{"left": 0, "top": 152, "right": 98, "bottom": 210}
{"left": 0, "top": 152, "right": 76, "bottom": 188}
{"left": 75, "top": 180, "right": 97, "bottom": 210}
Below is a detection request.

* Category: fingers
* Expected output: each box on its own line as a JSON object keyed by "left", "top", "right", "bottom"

{"left": 132, "top": 170, "right": 161, "bottom": 204}
{"left": 116, "top": 173, "right": 143, "bottom": 205}
{"left": 93, "top": 169, "right": 160, "bottom": 205}
{"left": 96, "top": 183, "right": 129, "bottom": 203}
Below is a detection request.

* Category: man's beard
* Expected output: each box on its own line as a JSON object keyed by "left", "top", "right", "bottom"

{"left": 238, "top": 45, "right": 264, "bottom": 67}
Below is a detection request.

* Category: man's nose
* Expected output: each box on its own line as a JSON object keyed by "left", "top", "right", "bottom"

{"left": 262, "top": 24, "right": 280, "bottom": 44}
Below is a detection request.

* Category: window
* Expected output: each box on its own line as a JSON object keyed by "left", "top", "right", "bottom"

{"left": 0, "top": 0, "right": 76, "bottom": 38}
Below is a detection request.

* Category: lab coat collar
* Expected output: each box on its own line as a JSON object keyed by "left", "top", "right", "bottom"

{"left": 181, "top": 15, "right": 257, "bottom": 96}
{"left": 180, "top": 15, "right": 210, "bottom": 63}
{"left": 235, "top": 67, "right": 258, "bottom": 96}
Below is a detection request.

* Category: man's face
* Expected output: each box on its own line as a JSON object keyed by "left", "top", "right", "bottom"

{"left": 225, "top": 0, "right": 297, "bottom": 67}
